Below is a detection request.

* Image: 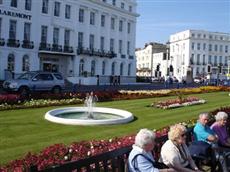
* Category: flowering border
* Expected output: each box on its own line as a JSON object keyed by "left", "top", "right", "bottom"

{"left": 0, "top": 106, "right": 229, "bottom": 171}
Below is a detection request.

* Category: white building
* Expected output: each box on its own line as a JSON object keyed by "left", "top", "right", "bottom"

{"left": 135, "top": 42, "right": 167, "bottom": 78}
{"left": 170, "top": 30, "right": 230, "bottom": 81}
{"left": 0, "top": 0, "right": 139, "bottom": 85}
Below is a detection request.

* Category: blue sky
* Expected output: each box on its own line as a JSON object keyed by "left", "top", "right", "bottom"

{"left": 136, "top": 0, "right": 230, "bottom": 48}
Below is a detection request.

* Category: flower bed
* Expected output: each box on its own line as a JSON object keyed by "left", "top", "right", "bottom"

{"left": 0, "top": 86, "right": 229, "bottom": 111}
{"left": 1, "top": 106, "right": 229, "bottom": 171}
{"left": 154, "top": 96, "right": 206, "bottom": 109}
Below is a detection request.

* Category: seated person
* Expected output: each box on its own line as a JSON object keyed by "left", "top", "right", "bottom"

{"left": 211, "top": 111, "right": 230, "bottom": 147}
{"left": 128, "top": 128, "right": 176, "bottom": 172}
{"left": 160, "top": 124, "right": 200, "bottom": 172}
{"left": 193, "top": 113, "right": 218, "bottom": 144}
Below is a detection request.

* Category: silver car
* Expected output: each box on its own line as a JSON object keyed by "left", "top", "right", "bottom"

{"left": 3, "top": 71, "right": 65, "bottom": 95}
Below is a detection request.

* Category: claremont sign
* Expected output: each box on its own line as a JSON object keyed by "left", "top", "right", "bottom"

{"left": 0, "top": 9, "right": 31, "bottom": 20}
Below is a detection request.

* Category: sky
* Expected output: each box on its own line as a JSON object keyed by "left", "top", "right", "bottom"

{"left": 135, "top": 0, "right": 230, "bottom": 48}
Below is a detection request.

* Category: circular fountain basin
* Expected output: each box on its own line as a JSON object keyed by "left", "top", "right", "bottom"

{"left": 45, "top": 107, "right": 134, "bottom": 125}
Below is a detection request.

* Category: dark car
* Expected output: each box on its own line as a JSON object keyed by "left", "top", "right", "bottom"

{"left": 3, "top": 71, "right": 65, "bottom": 95}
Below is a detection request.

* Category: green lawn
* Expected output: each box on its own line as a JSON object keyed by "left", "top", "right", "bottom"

{"left": 0, "top": 92, "right": 229, "bottom": 165}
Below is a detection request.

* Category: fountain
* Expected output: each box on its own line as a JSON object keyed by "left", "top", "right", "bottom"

{"left": 45, "top": 92, "right": 134, "bottom": 125}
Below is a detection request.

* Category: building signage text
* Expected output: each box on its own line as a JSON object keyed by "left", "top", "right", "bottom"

{"left": 0, "top": 9, "right": 31, "bottom": 20}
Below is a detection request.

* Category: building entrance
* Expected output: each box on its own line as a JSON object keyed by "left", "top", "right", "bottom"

{"left": 43, "top": 63, "right": 59, "bottom": 72}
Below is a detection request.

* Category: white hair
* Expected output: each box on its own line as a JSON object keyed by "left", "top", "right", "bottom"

{"left": 215, "top": 111, "right": 228, "bottom": 121}
{"left": 199, "top": 112, "right": 209, "bottom": 119}
{"left": 135, "top": 129, "right": 155, "bottom": 148}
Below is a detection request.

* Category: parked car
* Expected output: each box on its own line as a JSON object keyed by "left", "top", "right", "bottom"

{"left": 3, "top": 71, "right": 65, "bottom": 95}
{"left": 194, "top": 77, "right": 204, "bottom": 84}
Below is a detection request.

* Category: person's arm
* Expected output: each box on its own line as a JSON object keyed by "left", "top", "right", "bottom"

{"left": 207, "top": 134, "right": 218, "bottom": 142}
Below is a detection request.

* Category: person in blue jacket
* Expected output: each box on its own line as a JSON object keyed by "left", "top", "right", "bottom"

{"left": 128, "top": 128, "right": 176, "bottom": 172}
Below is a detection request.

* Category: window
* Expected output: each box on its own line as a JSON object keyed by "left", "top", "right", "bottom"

{"left": 22, "top": 55, "right": 30, "bottom": 71}
{"left": 203, "top": 34, "right": 206, "bottom": 38}
{"left": 208, "top": 55, "right": 212, "bottom": 64}
{"left": 120, "top": 63, "right": 123, "bottom": 75}
{"left": 53, "top": 28, "right": 59, "bottom": 45}
{"left": 112, "top": 0, "right": 116, "bottom": 6}
{"left": 90, "top": 12, "right": 95, "bottom": 25}
{"left": 202, "top": 55, "right": 205, "bottom": 64}
{"left": 214, "top": 44, "right": 218, "bottom": 52}
{"left": 54, "top": 73, "right": 63, "bottom": 80}
{"left": 127, "top": 22, "right": 131, "bottom": 33}
{"left": 198, "top": 34, "right": 201, "bottom": 38}
{"left": 220, "top": 45, "right": 223, "bottom": 52}
{"left": 0, "top": 18, "right": 2, "bottom": 37}
{"left": 11, "top": 0, "right": 17, "bottom": 7}
{"left": 0, "top": 0, "right": 2, "bottom": 4}
{"left": 191, "top": 42, "right": 194, "bottom": 50}
{"left": 41, "top": 25, "right": 48, "bottom": 43}
{"left": 190, "top": 54, "right": 194, "bottom": 64}
{"left": 91, "top": 60, "right": 95, "bottom": 76}
{"left": 197, "top": 43, "right": 200, "bottom": 50}
{"left": 79, "top": 9, "right": 84, "bottom": 23}
{"left": 9, "top": 20, "right": 16, "bottom": 39}
{"left": 25, "top": 0, "right": 31, "bottom": 10}
{"left": 191, "top": 33, "right": 195, "bottom": 37}
{"left": 54, "top": 2, "right": 60, "bottom": 17}
{"left": 65, "top": 5, "right": 71, "bottom": 19}
{"left": 64, "top": 30, "right": 70, "bottom": 46}
{"left": 101, "top": 15, "right": 105, "bottom": 27}
{"left": 100, "top": 36, "right": 104, "bottom": 51}
{"left": 42, "top": 0, "right": 49, "bottom": 14}
{"left": 203, "top": 43, "right": 206, "bottom": 50}
{"left": 8, "top": 54, "right": 15, "bottom": 71}
{"left": 127, "top": 41, "right": 130, "bottom": 55}
{"left": 24, "top": 23, "right": 31, "bottom": 41}
{"left": 121, "top": 2, "right": 124, "bottom": 9}
{"left": 197, "top": 54, "right": 200, "bottom": 64}
{"left": 111, "top": 17, "right": 115, "bottom": 30}
{"left": 111, "top": 62, "right": 115, "bottom": 75}
{"left": 214, "top": 56, "right": 217, "bottom": 65}
{"left": 102, "top": 61, "right": 106, "bottom": 75}
{"left": 128, "top": 63, "right": 131, "bottom": 76}
{"left": 129, "top": 6, "right": 132, "bottom": 12}
{"left": 119, "top": 40, "right": 122, "bottom": 54}
{"left": 225, "top": 45, "right": 228, "bottom": 53}
{"left": 78, "top": 32, "right": 83, "bottom": 48}
{"left": 209, "top": 44, "right": 212, "bottom": 51}
{"left": 219, "top": 56, "right": 222, "bottom": 64}
{"left": 119, "top": 20, "right": 123, "bottom": 32}
{"left": 89, "top": 34, "right": 94, "bottom": 50}
{"left": 79, "top": 59, "right": 84, "bottom": 76}
{"left": 110, "top": 38, "right": 114, "bottom": 52}
{"left": 225, "top": 56, "right": 228, "bottom": 65}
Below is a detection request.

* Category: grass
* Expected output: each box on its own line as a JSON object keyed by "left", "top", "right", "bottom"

{"left": 0, "top": 91, "right": 229, "bottom": 165}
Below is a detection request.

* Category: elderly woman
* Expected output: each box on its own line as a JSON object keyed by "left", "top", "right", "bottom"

{"left": 160, "top": 124, "right": 200, "bottom": 172}
{"left": 211, "top": 111, "right": 230, "bottom": 147}
{"left": 128, "top": 128, "right": 176, "bottom": 172}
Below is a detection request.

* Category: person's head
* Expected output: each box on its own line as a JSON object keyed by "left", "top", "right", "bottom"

{"left": 168, "top": 124, "right": 187, "bottom": 145}
{"left": 135, "top": 129, "right": 156, "bottom": 152}
{"left": 199, "top": 113, "right": 209, "bottom": 126}
{"left": 215, "top": 111, "right": 228, "bottom": 126}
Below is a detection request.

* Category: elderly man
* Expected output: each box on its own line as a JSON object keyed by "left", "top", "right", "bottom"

{"left": 193, "top": 113, "right": 218, "bottom": 144}
{"left": 128, "top": 128, "right": 176, "bottom": 172}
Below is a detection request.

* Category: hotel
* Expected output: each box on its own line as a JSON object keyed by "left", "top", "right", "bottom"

{"left": 0, "top": 0, "right": 139, "bottom": 85}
